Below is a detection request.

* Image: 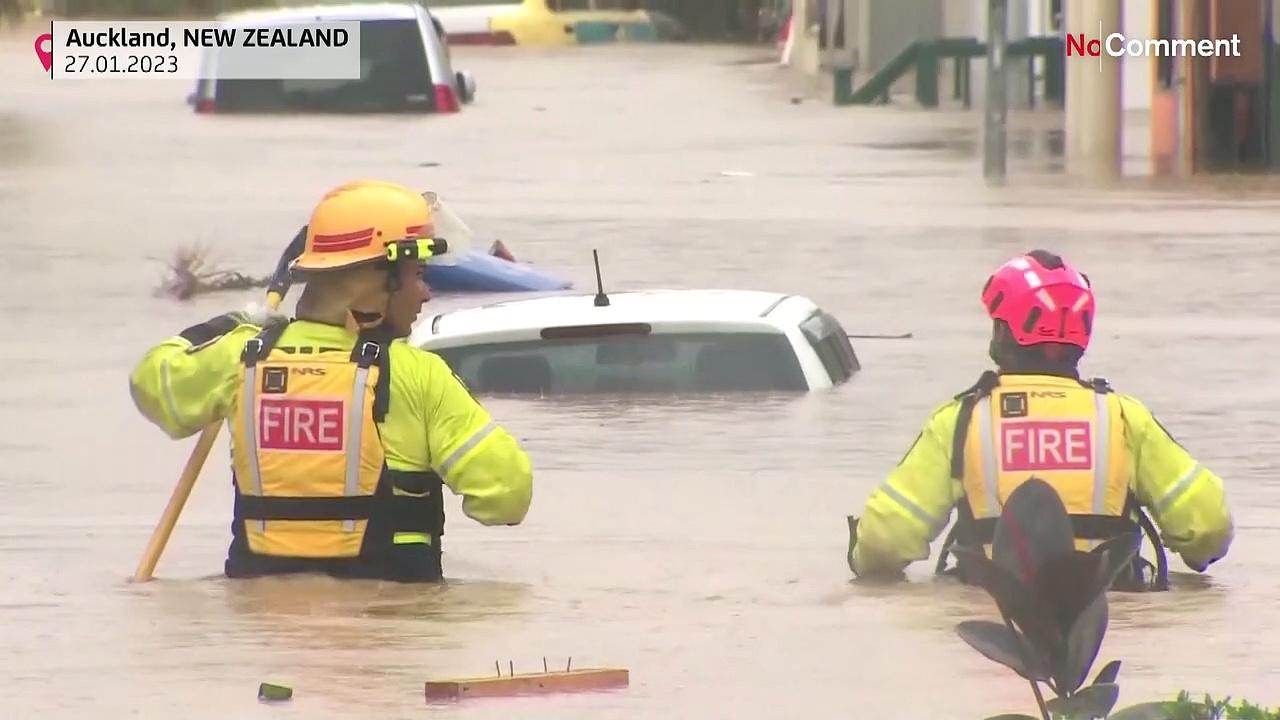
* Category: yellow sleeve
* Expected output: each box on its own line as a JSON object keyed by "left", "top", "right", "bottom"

{"left": 410, "top": 348, "right": 533, "bottom": 526}
{"left": 128, "top": 318, "right": 260, "bottom": 440}
{"left": 1118, "top": 394, "right": 1233, "bottom": 572}
{"left": 850, "top": 399, "right": 965, "bottom": 577}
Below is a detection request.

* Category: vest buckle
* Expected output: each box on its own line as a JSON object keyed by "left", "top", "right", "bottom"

{"left": 242, "top": 337, "right": 266, "bottom": 364}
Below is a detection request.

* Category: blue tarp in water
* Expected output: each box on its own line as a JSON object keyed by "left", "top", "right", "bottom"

{"left": 424, "top": 250, "right": 572, "bottom": 293}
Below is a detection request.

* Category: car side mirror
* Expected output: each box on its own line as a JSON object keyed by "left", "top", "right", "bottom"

{"left": 456, "top": 70, "right": 476, "bottom": 104}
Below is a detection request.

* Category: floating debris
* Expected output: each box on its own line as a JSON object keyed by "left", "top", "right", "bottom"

{"left": 154, "top": 242, "right": 271, "bottom": 301}
{"left": 489, "top": 239, "right": 515, "bottom": 262}
{"left": 425, "top": 658, "right": 629, "bottom": 702}
{"left": 257, "top": 682, "right": 293, "bottom": 702}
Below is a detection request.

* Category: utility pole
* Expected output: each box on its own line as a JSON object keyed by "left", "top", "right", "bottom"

{"left": 984, "top": 0, "right": 1009, "bottom": 184}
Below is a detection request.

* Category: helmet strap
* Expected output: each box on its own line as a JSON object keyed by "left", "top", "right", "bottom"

{"left": 346, "top": 308, "right": 385, "bottom": 334}
{"left": 988, "top": 321, "right": 1015, "bottom": 368}
{"left": 384, "top": 261, "right": 404, "bottom": 294}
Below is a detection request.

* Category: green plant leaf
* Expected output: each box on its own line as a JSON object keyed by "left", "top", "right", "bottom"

{"left": 1056, "top": 593, "right": 1109, "bottom": 694}
{"left": 1090, "top": 531, "right": 1142, "bottom": 589}
{"left": 951, "top": 546, "right": 1038, "bottom": 633}
{"left": 1045, "top": 682, "right": 1120, "bottom": 719}
{"left": 1032, "top": 549, "right": 1108, "bottom": 660}
{"left": 1092, "top": 660, "right": 1121, "bottom": 685}
{"left": 1105, "top": 701, "right": 1181, "bottom": 720}
{"left": 992, "top": 477, "right": 1075, "bottom": 583}
{"left": 955, "top": 620, "right": 1050, "bottom": 681}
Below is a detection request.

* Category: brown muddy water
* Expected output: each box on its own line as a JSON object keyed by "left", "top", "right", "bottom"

{"left": 3, "top": 21, "right": 1280, "bottom": 720}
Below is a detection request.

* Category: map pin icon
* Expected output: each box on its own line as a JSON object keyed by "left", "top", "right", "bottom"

{"left": 34, "top": 33, "right": 52, "bottom": 73}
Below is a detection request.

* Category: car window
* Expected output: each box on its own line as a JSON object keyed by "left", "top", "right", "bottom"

{"left": 212, "top": 19, "right": 432, "bottom": 112}
{"left": 799, "top": 310, "right": 861, "bottom": 384}
{"left": 420, "top": 12, "right": 455, "bottom": 79}
{"left": 430, "top": 331, "right": 809, "bottom": 394}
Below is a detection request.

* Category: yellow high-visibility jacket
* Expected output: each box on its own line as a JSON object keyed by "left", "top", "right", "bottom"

{"left": 848, "top": 372, "right": 1233, "bottom": 578}
{"left": 129, "top": 316, "right": 533, "bottom": 533}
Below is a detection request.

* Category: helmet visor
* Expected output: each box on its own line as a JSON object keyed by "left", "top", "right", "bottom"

{"left": 421, "top": 191, "right": 474, "bottom": 266}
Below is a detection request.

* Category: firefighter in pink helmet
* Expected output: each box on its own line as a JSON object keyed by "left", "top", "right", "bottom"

{"left": 846, "top": 250, "right": 1233, "bottom": 590}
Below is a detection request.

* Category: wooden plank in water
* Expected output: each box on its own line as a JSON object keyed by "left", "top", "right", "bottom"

{"left": 425, "top": 668, "right": 630, "bottom": 701}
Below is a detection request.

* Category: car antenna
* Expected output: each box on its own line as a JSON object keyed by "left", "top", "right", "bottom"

{"left": 592, "top": 249, "right": 610, "bottom": 307}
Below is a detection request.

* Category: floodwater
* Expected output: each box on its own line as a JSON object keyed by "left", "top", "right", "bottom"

{"left": 3, "top": 22, "right": 1280, "bottom": 720}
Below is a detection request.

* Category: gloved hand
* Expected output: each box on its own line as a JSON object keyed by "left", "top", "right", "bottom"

{"left": 238, "top": 300, "right": 289, "bottom": 328}
{"left": 1185, "top": 553, "right": 1222, "bottom": 573}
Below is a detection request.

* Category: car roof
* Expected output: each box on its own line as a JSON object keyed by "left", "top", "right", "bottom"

{"left": 219, "top": 3, "right": 422, "bottom": 24}
{"left": 416, "top": 289, "right": 819, "bottom": 342}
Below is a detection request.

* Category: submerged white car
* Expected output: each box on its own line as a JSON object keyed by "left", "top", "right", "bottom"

{"left": 408, "top": 289, "right": 861, "bottom": 394}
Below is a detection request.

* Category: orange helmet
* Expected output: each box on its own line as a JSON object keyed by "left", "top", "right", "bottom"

{"left": 292, "top": 180, "right": 446, "bottom": 273}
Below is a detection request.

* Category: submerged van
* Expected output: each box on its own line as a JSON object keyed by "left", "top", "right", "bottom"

{"left": 189, "top": 3, "right": 477, "bottom": 114}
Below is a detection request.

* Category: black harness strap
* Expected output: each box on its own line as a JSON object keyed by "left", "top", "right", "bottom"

{"left": 352, "top": 328, "right": 393, "bottom": 422}
{"left": 949, "top": 370, "right": 1000, "bottom": 482}
{"left": 382, "top": 469, "right": 445, "bottom": 537}
{"left": 238, "top": 495, "right": 375, "bottom": 521}
{"left": 241, "top": 319, "right": 291, "bottom": 367}
{"left": 964, "top": 514, "right": 1138, "bottom": 545}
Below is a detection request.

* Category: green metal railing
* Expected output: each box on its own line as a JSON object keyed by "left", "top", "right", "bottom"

{"left": 834, "top": 35, "right": 1065, "bottom": 109}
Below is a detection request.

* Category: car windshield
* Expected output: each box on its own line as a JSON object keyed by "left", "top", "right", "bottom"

{"left": 210, "top": 19, "right": 432, "bottom": 113}
{"left": 431, "top": 331, "right": 809, "bottom": 394}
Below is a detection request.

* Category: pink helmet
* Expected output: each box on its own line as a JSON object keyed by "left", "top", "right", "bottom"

{"left": 981, "top": 251, "right": 1095, "bottom": 350}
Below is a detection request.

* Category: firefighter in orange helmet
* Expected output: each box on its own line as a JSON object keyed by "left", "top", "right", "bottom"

{"left": 130, "top": 180, "right": 533, "bottom": 581}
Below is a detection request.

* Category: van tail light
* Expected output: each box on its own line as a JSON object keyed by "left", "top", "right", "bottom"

{"left": 195, "top": 98, "right": 216, "bottom": 113}
{"left": 433, "top": 84, "right": 460, "bottom": 113}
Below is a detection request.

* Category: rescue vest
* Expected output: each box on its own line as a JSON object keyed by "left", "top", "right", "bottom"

{"left": 936, "top": 370, "right": 1169, "bottom": 591}
{"left": 228, "top": 321, "right": 443, "bottom": 563}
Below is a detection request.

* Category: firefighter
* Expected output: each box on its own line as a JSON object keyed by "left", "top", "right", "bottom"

{"left": 130, "top": 180, "right": 533, "bottom": 581}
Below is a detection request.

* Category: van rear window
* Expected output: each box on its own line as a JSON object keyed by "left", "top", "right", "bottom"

{"left": 211, "top": 19, "right": 433, "bottom": 112}
{"left": 432, "top": 332, "right": 809, "bottom": 394}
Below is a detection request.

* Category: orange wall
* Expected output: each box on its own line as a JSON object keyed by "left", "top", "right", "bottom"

{"left": 1151, "top": 91, "right": 1179, "bottom": 175}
